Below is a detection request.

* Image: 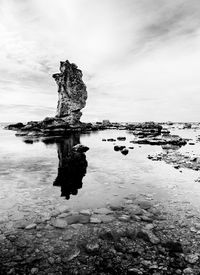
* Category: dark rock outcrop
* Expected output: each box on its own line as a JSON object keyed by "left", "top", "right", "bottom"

{"left": 128, "top": 122, "right": 162, "bottom": 137}
{"left": 130, "top": 134, "right": 187, "bottom": 147}
{"left": 6, "top": 60, "right": 90, "bottom": 137}
{"left": 5, "top": 122, "right": 25, "bottom": 130}
{"left": 52, "top": 60, "right": 87, "bottom": 125}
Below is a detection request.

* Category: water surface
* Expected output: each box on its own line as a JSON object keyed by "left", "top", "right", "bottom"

{"left": 0, "top": 125, "right": 200, "bottom": 223}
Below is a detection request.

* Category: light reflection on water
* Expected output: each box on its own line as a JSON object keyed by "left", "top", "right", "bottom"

{"left": 0, "top": 125, "right": 200, "bottom": 220}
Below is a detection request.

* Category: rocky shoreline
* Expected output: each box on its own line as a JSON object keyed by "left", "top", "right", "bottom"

{"left": 1, "top": 195, "right": 200, "bottom": 275}
{"left": 2, "top": 124, "right": 200, "bottom": 274}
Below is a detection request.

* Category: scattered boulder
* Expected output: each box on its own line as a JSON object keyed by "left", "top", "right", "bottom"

{"left": 121, "top": 148, "right": 129, "bottom": 155}
{"left": 107, "top": 138, "right": 116, "bottom": 142}
{"left": 114, "top": 145, "right": 126, "bottom": 151}
{"left": 117, "top": 137, "right": 126, "bottom": 141}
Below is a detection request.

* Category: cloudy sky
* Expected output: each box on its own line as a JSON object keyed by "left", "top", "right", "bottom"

{"left": 0, "top": 0, "right": 200, "bottom": 122}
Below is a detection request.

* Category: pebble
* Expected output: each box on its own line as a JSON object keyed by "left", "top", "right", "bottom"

{"left": 118, "top": 215, "right": 130, "bottom": 222}
{"left": 31, "top": 268, "right": 39, "bottom": 274}
{"left": 141, "top": 216, "right": 153, "bottom": 223}
{"left": 137, "top": 229, "right": 160, "bottom": 244}
{"left": 185, "top": 253, "right": 199, "bottom": 264}
{"left": 128, "top": 205, "right": 143, "bottom": 215}
{"left": 66, "top": 214, "right": 90, "bottom": 225}
{"left": 94, "top": 208, "right": 113, "bottom": 215}
{"left": 109, "top": 203, "right": 123, "bottom": 211}
{"left": 48, "top": 257, "right": 55, "bottom": 264}
{"left": 194, "top": 222, "right": 200, "bottom": 230}
{"left": 127, "top": 267, "right": 142, "bottom": 274}
{"left": 144, "top": 224, "right": 154, "bottom": 230}
{"left": 25, "top": 224, "right": 37, "bottom": 230}
{"left": 85, "top": 242, "right": 100, "bottom": 253}
{"left": 79, "top": 209, "right": 92, "bottom": 216}
{"left": 57, "top": 212, "right": 70, "bottom": 218}
{"left": 137, "top": 200, "right": 152, "bottom": 210}
{"left": 183, "top": 267, "right": 194, "bottom": 275}
{"left": 90, "top": 217, "right": 101, "bottom": 224}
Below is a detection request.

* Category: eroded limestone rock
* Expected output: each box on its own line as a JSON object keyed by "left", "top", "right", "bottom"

{"left": 52, "top": 60, "right": 87, "bottom": 125}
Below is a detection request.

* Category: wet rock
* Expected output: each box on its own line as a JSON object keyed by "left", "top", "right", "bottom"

{"left": 128, "top": 122, "right": 162, "bottom": 137}
{"left": 114, "top": 145, "right": 126, "bottom": 151}
{"left": 57, "top": 205, "right": 70, "bottom": 214}
{"left": 183, "top": 267, "right": 194, "bottom": 275}
{"left": 185, "top": 253, "right": 199, "bottom": 264}
{"left": 62, "top": 248, "right": 80, "bottom": 262}
{"left": 72, "top": 144, "right": 89, "bottom": 153}
{"left": 107, "top": 138, "right": 116, "bottom": 142}
{"left": 23, "top": 139, "right": 34, "bottom": 144}
{"left": 31, "top": 268, "right": 39, "bottom": 274}
{"left": 163, "top": 241, "right": 183, "bottom": 253}
{"left": 57, "top": 212, "right": 70, "bottom": 218}
{"left": 79, "top": 209, "right": 92, "bottom": 216}
{"left": 137, "top": 200, "right": 152, "bottom": 210}
{"left": 25, "top": 223, "right": 37, "bottom": 230}
{"left": 51, "top": 218, "right": 68, "bottom": 229}
{"left": 5, "top": 122, "right": 25, "bottom": 130}
{"left": 48, "top": 257, "right": 55, "bottom": 264}
{"left": 85, "top": 242, "right": 100, "bottom": 254}
{"left": 109, "top": 203, "right": 124, "bottom": 211}
{"left": 117, "top": 137, "right": 126, "bottom": 141}
{"left": 121, "top": 148, "right": 129, "bottom": 155}
{"left": 137, "top": 229, "right": 160, "bottom": 244}
{"left": 94, "top": 208, "right": 113, "bottom": 215}
{"left": 127, "top": 205, "right": 143, "bottom": 216}
{"left": 144, "top": 224, "right": 154, "bottom": 230}
{"left": 96, "top": 215, "right": 115, "bottom": 223}
{"left": 127, "top": 267, "right": 142, "bottom": 275}
{"left": 194, "top": 222, "right": 200, "bottom": 230}
{"left": 65, "top": 214, "right": 90, "bottom": 225}
{"left": 118, "top": 215, "right": 130, "bottom": 222}
{"left": 90, "top": 217, "right": 101, "bottom": 224}
{"left": 141, "top": 215, "right": 153, "bottom": 223}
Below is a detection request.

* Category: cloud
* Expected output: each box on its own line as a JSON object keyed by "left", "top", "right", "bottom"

{"left": 0, "top": 0, "right": 200, "bottom": 122}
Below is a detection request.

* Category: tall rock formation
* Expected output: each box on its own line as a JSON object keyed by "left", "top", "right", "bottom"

{"left": 52, "top": 60, "right": 87, "bottom": 125}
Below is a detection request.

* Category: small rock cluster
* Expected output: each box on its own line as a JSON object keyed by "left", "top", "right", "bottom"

{"left": 130, "top": 134, "right": 187, "bottom": 147}
{"left": 148, "top": 152, "right": 200, "bottom": 171}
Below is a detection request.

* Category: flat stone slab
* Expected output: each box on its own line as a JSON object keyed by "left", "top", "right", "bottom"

{"left": 65, "top": 214, "right": 90, "bottom": 225}
{"left": 94, "top": 208, "right": 113, "bottom": 215}
{"left": 136, "top": 200, "right": 153, "bottom": 210}
{"left": 51, "top": 219, "right": 68, "bottom": 229}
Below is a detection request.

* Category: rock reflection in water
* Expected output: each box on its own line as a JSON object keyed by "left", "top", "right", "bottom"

{"left": 53, "top": 134, "right": 88, "bottom": 199}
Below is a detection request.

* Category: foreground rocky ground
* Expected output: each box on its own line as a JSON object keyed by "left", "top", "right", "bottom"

{"left": 1, "top": 195, "right": 200, "bottom": 275}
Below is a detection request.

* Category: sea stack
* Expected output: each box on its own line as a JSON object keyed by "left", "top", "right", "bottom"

{"left": 52, "top": 60, "right": 87, "bottom": 125}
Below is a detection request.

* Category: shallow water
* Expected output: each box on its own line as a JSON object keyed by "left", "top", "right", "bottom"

{"left": 0, "top": 125, "right": 200, "bottom": 222}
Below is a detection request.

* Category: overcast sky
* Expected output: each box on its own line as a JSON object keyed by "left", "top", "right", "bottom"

{"left": 0, "top": 0, "right": 200, "bottom": 122}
